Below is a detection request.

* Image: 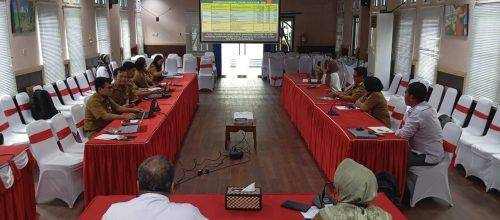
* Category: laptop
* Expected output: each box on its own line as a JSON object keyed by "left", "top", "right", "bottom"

{"left": 134, "top": 98, "right": 157, "bottom": 119}
{"left": 118, "top": 111, "right": 146, "bottom": 133}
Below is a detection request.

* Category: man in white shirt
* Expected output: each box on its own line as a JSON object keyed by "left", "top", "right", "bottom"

{"left": 102, "top": 156, "right": 207, "bottom": 220}
{"left": 396, "top": 82, "right": 444, "bottom": 167}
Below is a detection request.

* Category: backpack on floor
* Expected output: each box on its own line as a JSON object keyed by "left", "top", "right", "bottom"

{"left": 376, "top": 171, "right": 401, "bottom": 206}
{"left": 31, "top": 89, "right": 59, "bottom": 120}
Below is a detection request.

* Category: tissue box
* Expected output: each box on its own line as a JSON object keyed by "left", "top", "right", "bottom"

{"left": 225, "top": 186, "right": 262, "bottom": 211}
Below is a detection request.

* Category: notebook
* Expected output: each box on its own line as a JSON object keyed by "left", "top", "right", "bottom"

{"left": 348, "top": 128, "right": 377, "bottom": 138}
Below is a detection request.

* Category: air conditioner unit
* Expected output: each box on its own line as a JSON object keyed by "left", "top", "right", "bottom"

{"left": 367, "top": 13, "right": 394, "bottom": 90}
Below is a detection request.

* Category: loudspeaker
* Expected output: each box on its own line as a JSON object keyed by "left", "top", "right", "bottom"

{"left": 361, "top": 0, "right": 370, "bottom": 6}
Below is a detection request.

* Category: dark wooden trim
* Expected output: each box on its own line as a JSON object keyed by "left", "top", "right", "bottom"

{"left": 144, "top": 45, "right": 187, "bottom": 58}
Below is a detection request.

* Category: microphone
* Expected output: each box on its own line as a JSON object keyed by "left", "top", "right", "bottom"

{"left": 312, "top": 182, "right": 336, "bottom": 208}
{"left": 328, "top": 99, "right": 339, "bottom": 116}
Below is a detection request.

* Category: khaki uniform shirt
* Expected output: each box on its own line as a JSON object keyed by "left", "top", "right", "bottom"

{"left": 360, "top": 92, "right": 391, "bottom": 128}
{"left": 133, "top": 69, "right": 154, "bottom": 88}
{"left": 344, "top": 83, "right": 367, "bottom": 102}
{"left": 110, "top": 83, "right": 138, "bottom": 106}
{"left": 84, "top": 93, "right": 120, "bottom": 138}
{"left": 147, "top": 64, "right": 163, "bottom": 81}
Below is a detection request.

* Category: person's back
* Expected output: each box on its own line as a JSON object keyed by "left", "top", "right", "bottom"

{"left": 103, "top": 193, "right": 206, "bottom": 220}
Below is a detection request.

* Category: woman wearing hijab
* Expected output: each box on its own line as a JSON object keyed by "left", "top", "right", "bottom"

{"left": 313, "top": 159, "right": 391, "bottom": 220}
{"left": 96, "top": 54, "right": 112, "bottom": 80}
{"left": 355, "top": 76, "right": 391, "bottom": 128}
{"left": 148, "top": 55, "right": 165, "bottom": 81}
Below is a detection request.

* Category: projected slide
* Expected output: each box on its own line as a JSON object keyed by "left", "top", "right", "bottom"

{"left": 200, "top": 0, "right": 280, "bottom": 42}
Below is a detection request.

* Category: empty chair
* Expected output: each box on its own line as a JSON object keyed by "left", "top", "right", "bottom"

{"left": 75, "top": 73, "right": 94, "bottom": 96}
{"left": 0, "top": 95, "right": 27, "bottom": 133}
{"left": 284, "top": 56, "right": 299, "bottom": 73}
{"left": 15, "top": 92, "right": 36, "bottom": 124}
{"left": 298, "top": 55, "right": 312, "bottom": 74}
{"left": 198, "top": 56, "right": 215, "bottom": 91}
{"left": 455, "top": 97, "right": 493, "bottom": 175}
{"left": 204, "top": 51, "right": 216, "bottom": 72}
{"left": 437, "top": 87, "right": 458, "bottom": 117}
{"left": 395, "top": 74, "right": 410, "bottom": 96}
{"left": 182, "top": 55, "right": 197, "bottom": 73}
{"left": 165, "top": 57, "right": 178, "bottom": 75}
{"left": 261, "top": 52, "right": 271, "bottom": 78}
{"left": 70, "top": 104, "right": 87, "bottom": 143}
{"left": 176, "top": 56, "right": 182, "bottom": 72}
{"left": 110, "top": 61, "right": 118, "bottom": 72}
{"left": 26, "top": 120, "right": 83, "bottom": 208}
{"left": 428, "top": 84, "right": 444, "bottom": 110}
{"left": 51, "top": 113, "right": 84, "bottom": 153}
{"left": 85, "top": 69, "right": 96, "bottom": 91}
{"left": 390, "top": 99, "right": 407, "bottom": 130}
{"left": 450, "top": 95, "right": 473, "bottom": 127}
{"left": 43, "top": 84, "right": 73, "bottom": 112}
{"left": 442, "top": 122, "right": 463, "bottom": 170}
{"left": 269, "top": 55, "right": 284, "bottom": 86}
{"left": 55, "top": 80, "right": 84, "bottom": 105}
{"left": 66, "top": 77, "right": 88, "bottom": 103}
{"left": 387, "top": 95, "right": 405, "bottom": 115}
{"left": 0, "top": 108, "right": 29, "bottom": 145}
{"left": 485, "top": 154, "right": 500, "bottom": 192}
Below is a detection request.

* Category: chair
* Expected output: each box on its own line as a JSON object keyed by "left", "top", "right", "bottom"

{"left": 70, "top": 104, "right": 88, "bottom": 143}
{"left": 312, "top": 54, "right": 325, "bottom": 69}
{"left": 468, "top": 110, "right": 500, "bottom": 181}
{"left": 176, "top": 56, "right": 182, "bottom": 72}
{"left": 198, "top": 56, "right": 215, "bottom": 91}
{"left": 0, "top": 109, "right": 29, "bottom": 145}
{"left": 204, "top": 51, "right": 216, "bottom": 72}
{"left": 182, "top": 55, "right": 197, "bottom": 73}
{"left": 485, "top": 154, "right": 500, "bottom": 192}
{"left": 110, "top": 61, "right": 118, "bottom": 72}
{"left": 165, "top": 57, "right": 178, "bottom": 75}
{"left": 269, "top": 55, "right": 284, "bottom": 86}
{"left": 55, "top": 80, "right": 84, "bottom": 105}
{"left": 298, "top": 55, "right": 312, "bottom": 74}
{"left": 442, "top": 122, "right": 463, "bottom": 171}
{"left": 66, "top": 77, "right": 88, "bottom": 104}
{"left": 428, "top": 84, "right": 444, "bottom": 110}
{"left": 322, "top": 73, "right": 341, "bottom": 92}
{"left": 75, "top": 73, "right": 95, "bottom": 96}
{"left": 390, "top": 98, "right": 407, "bottom": 131}
{"left": 85, "top": 69, "right": 96, "bottom": 91}
{"left": 450, "top": 95, "right": 473, "bottom": 127}
{"left": 0, "top": 95, "right": 27, "bottom": 133}
{"left": 26, "top": 120, "right": 83, "bottom": 208}
{"left": 387, "top": 95, "right": 404, "bottom": 115}
{"left": 284, "top": 56, "right": 299, "bottom": 73}
{"left": 15, "top": 92, "right": 36, "bottom": 124}
{"left": 51, "top": 113, "right": 84, "bottom": 153}
{"left": 437, "top": 87, "right": 458, "bottom": 117}
{"left": 43, "top": 84, "right": 73, "bottom": 112}
{"left": 33, "top": 85, "right": 43, "bottom": 91}
{"left": 343, "top": 63, "right": 355, "bottom": 88}
{"left": 455, "top": 97, "right": 493, "bottom": 175}
{"left": 407, "top": 152, "right": 454, "bottom": 207}
{"left": 395, "top": 74, "right": 410, "bottom": 96}
{"left": 91, "top": 67, "right": 97, "bottom": 77}
{"left": 261, "top": 52, "right": 271, "bottom": 78}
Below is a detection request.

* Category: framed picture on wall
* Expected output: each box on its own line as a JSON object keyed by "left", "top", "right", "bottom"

{"left": 445, "top": 4, "right": 469, "bottom": 36}
{"left": 10, "top": 0, "right": 36, "bottom": 33}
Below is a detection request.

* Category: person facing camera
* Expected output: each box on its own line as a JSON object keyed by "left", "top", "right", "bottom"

{"left": 354, "top": 77, "right": 391, "bottom": 128}
{"left": 103, "top": 156, "right": 207, "bottom": 220}
{"left": 313, "top": 159, "right": 391, "bottom": 220}
{"left": 110, "top": 67, "right": 139, "bottom": 107}
{"left": 148, "top": 55, "right": 166, "bottom": 82}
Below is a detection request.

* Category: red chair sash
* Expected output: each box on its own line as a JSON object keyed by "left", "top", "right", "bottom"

{"left": 81, "top": 87, "right": 90, "bottom": 92}
{"left": 388, "top": 105, "right": 395, "bottom": 112}
{"left": 70, "top": 88, "right": 80, "bottom": 95}
{"left": 399, "top": 120, "right": 405, "bottom": 129}
{"left": 29, "top": 129, "right": 53, "bottom": 144}
{"left": 490, "top": 123, "right": 500, "bottom": 132}
{"left": 49, "top": 92, "right": 58, "bottom": 97}
{"left": 89, "top": 81, "right": 95, "bottom": 86}
{"left": 76, "top": 120, "right": 84, "bottom": 128}
{"left": 200, "top": 64, "right": 212, "bottom": 69}
{"left": 391, "top": 112, "right": 404, "bottom": 121}
{"left": 400, "top": 81, "right": 409, "bottom": 87}
{"left": 59, "top": 89, "right": 69, "bottom": 96}
{"left": 473, "top": 110, "right": 489, "bottom": 120}
{"left": 4, "top": 108, "right": 18, "bottom": 117}
{"left": 18, "top": 103, "right": 30, "bottom": 111}
{"left": 455, "top": 104, "right": 469, "bottom": 114}
{"left": 443, "top": 140, "right": 457, "bottom": 171}
{"left": 56, "top": 127, "right": 72, "bottom": 140}
{"left": 0, "top": 122, "right": 9, "bottom": 132}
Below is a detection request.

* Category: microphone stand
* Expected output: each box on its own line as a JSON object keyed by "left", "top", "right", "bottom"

{"left": 313, "top": 182, "right": 336, "bottom": 208}
{"left": 328, "top": 99, "right": 339, "bottom": 116}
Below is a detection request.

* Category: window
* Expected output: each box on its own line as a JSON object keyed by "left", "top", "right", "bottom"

{"left": 352, "top": 16, "right": 360, "bottom": 56}
{"left": 120, "top": 11, "right": 131, "bottom": 59}
{"left": 393, "top": 9, "right": 416, "bottom": 76}
{"left": 64, "top": 7, "right": 86, "bottom": 75}
{"left": 466, "top": 3, "right": 500, "bottom": 103}
{"left": 374, "top": 0, "right": 379, "bottom": 8}
{"left": 411, "top": 0, "right": 416, "bottom": 4}
{"left": 96, "top": 8, "right": 111, "bottom": 55}
{"left": 185, "top": 12, "right": 210, "bottom": 53}
{"left": 0, "top": 0, "right": 17, "bottom": 95}
{"left": 95, "top": 0, "right": 106, "bottom": 5}
{"left": 401, "top": 0, "right": 406, "bottom": 3}
{"left": 415, "top": 6, "right": 443, "bottom": 85}
{"left": 37, "top": 3, "right": 66, "bottom": 83}
{"left": 382, "top": 0, "right": 386, "bottom": 7}
{"left": 136, "top": 13, "right": 144, "bottom": 55}
{"left": 120, "top": 0, "right": 128, "bottom": 8}
{"left": 336, "top": 15, "right": 344, "bottom": 56}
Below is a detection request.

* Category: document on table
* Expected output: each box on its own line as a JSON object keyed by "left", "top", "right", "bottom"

{"left": 368, "top": 126, "right": 394, "bottom": 134}
{"left": 336, "top": 105, "right": 359, "bottom": 110}
{"left": 301, "top": 206, "right": 319, "bottom": 219}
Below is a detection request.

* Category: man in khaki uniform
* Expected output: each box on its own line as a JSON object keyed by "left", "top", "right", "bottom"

{"left": 111, "top": 67, "right": 139, "bottom": 107}
{"left": 85, "top": 77, "right": 142, "bottom": 138}
{"left": 122, "top": 61, "right": 154, "bottom": 98}
{"left": 330, "top": 67, "right": 367, "bottom": 102}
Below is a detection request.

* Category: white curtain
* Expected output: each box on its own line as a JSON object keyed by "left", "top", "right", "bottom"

{"left": 64, "top": 7, "right": 86, "bottom": 75}
{"left": 136, "top": 12, "right": 144, "bottom": 55}
{"left": 415, "top": 6, "right": 443, "bottom": 85}
{"left": 393, "top": 9, "right": 416, "bottom": 76}
{"left": 96, "top": 8, "right": 111, "bottom": 55}
{"left": 120, "top": 11, "right": 131, "bottom": 60}
{"left": 38, "top": 3, "right": 66, "bottom": 83}
{"left": 466, "top": 3, "right": 500, "bottom": 103}
{"left": 0, "top": 0, "right": 17, "bottom": 95}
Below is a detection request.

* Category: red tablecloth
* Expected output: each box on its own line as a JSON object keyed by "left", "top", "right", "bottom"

{"left": 84, "top": 74, "right": 199, "bottom": 205}
{"left": 282, "top": 74, "right": 408, "bottom": 197}
{"left": 0, "top": 145, "right": 38, "bottom": 220}
{"left": 79, "top": 193, "right": 406, "bottom": 220}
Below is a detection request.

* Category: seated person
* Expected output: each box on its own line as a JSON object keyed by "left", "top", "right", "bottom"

{"left": 122, "top": 61, "right": 155, "bottom": 98}
{"left": 315, "top": 58, "right": 341, "bottom": 91}
{"left": 111, "top": 67, "right": 139, "bottom": 107}
{"left": 148, "top": 55, "right": 166, "bottom": 81}
{"left": 96, "top": 54, "right": 112, "bottom": 80}
{"left": 313, "top": 159, "right": 391, "bottom": 220}
{"left": 84, "top": 77, "right": 142, "bottom": 138}
{"left": 396, "top": 82, "right": 444, "bottom": 167}
{"left": 354, "top": 77, "right": 391, "bottom": 128}
{"left": 133, "top": 57, "right": 156, "bottom": 88}
{"left": 330, "top": 66, "right": 367, "bottom": 102}
{"left": 103, "top": 156, "right": 207, "bottom": 220}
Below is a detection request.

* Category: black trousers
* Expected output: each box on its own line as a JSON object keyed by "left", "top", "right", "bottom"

{"left": 407, "top": 151, "right": 438, "bottom": 167}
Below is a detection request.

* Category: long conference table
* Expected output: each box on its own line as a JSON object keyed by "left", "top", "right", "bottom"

{"left": 282, "top": 73, "right": 409, "bottom": 196}
{"left": 79, "top": 193, "right": 407, "bottom": 220}
{"left": 84, "top": 73, "right": 199, "bottom": 205}
{"left": 0, "top": 145, "right": 38, "bottom": 220}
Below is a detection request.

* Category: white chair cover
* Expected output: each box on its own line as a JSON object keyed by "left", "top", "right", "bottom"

{"left": 390, "top": 98, "right": 407, "bottom": 131}
{"left": 0, "top": 164, "right": 14, "bottom": 190}
{"left": 96, "top": 66, "right": 110, "bottom": 79}
{"left": 33, "top": 85, "right": 43, "bottom": 91}
{"left": 485, "top": 154, "right": 500, "bottom": 192}
{"left": 407, "top": 152, "right": 454, "bottom": 207}
{"left": 395, "top": 74, "right": 410, "bottom": 96}
{"left": 75, "top": 73, "right": 95, "bottom": 96}
{"left": 0, "top": 112, "right": 29, "bottom": 146}
{"left": 56, "top": 80, "right": 84, "bottom": 105}
{"left": 284, "top": 56, "right": 299, "bottom": 73}
{"left": 183, "top": 55, "right": 197, "bottom": 73}
{"left": 15, "top": 92, "right": 36, "bottom": 124}
{"left": 451, "top": 95, "right": 473, "bottom": 127}
{"left": 66, "top": 77, "right": 87, "bottom": 102}
{"left": 468, "top": 110, "right": 500, "bottom": 180}
{"left": 298, "top": 55, "right": 312, "bottom": 74}
{"left": 198, "top": 56, "right": 215, "bottom": 91}
{"left": 85, "top": 69, "right": 96, "bottom": 91}
{"left": 428, "top": 84, "right": 444, "bottom": 110}
{"left": 165, "top": 57, "right": 178, "bottom": 75}
{"left": 91, "top": 67, "right": 97, "bottom": 77}
{"left": 27, "top": 120, "right": 83, "bottom": 208}
{"left": 0, "top": 95, "right": 27, "bottom": 134}
{"left": 261, "top": 52, "right": 271, "bottom": 78}
{"left": 269, "top": 55, "right": 284, "bottom": 87}
{"left": 51, "top": 113, "right": 84, "bottom": 153}
{"left": 204, "top": 52, "right": 216, "bottom": 72}
{"left": 70, "top": 104, "right": 88, "bottom": 143}
{"left": 437, "top": 87, "right": 458, "bottom": 117}
{"left": 343, "top": 63, "right": 355, "bottom": 88}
